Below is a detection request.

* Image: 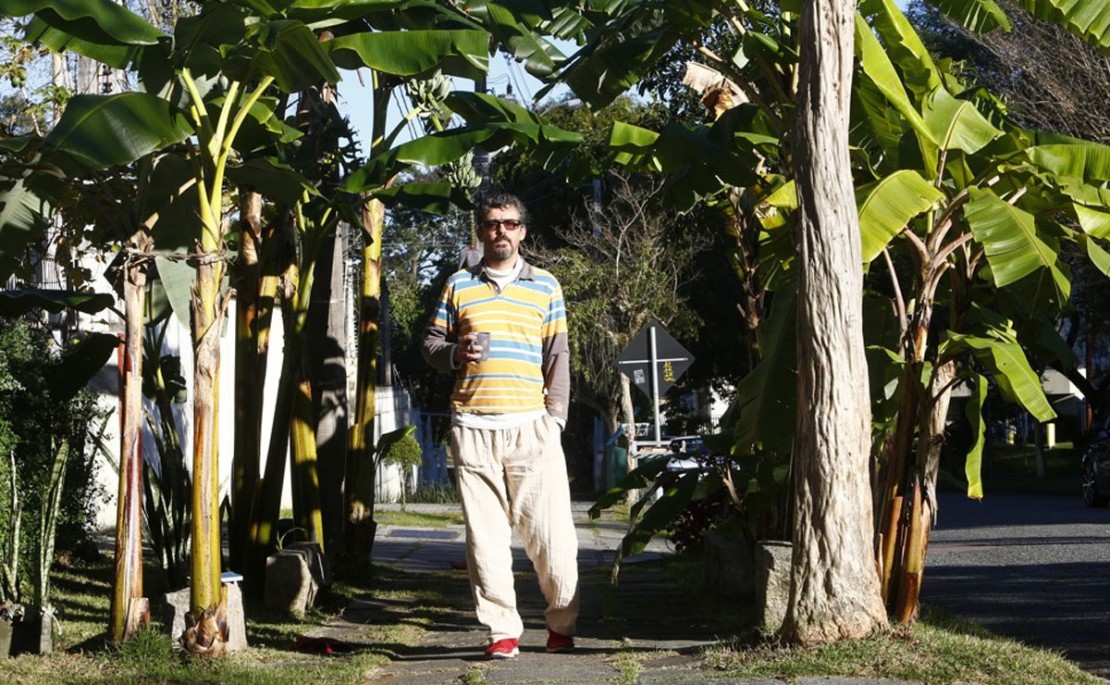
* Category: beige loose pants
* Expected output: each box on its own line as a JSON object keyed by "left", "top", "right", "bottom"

{"left": 450, "top": 414, "right": 580, "bottom": 642}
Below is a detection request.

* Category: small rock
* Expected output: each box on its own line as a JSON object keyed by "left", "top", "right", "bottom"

{"left": 284, "top": 541, "right": 332, "bottom": 587}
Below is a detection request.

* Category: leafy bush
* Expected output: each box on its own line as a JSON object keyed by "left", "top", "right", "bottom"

{"left": 381, "top": 430, "right": 422, "bottom": 508}
{"left": 0, "top": 319, "right": 105, "bottom": 605}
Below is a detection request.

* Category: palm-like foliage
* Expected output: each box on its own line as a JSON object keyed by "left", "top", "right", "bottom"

{"left": 1, "top": 0, "right": 581, "bottom": 650}
{"left": 553, "top": 0, "right": 1110, "bottom": 627}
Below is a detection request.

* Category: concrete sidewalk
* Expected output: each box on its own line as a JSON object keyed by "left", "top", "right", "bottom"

{"left": 369, "top": 501, "right": 671, "bottom": 574}
{"left": 307, "top": 502, "right": 931, "bottom": 685}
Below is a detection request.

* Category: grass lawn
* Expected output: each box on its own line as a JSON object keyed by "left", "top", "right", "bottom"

{"left": 704, "top": 604, "right": 1101, "bottom": 685}
{"left": 373, "top": 509, "right": 464, "bottom": 528}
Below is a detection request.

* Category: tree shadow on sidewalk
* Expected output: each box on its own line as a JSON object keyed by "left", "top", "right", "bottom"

{"left": 319, "top": 552, "right": 752, "bottom": 661}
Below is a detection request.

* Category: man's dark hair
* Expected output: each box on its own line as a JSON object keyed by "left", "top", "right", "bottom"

{"left": 475, "top": 191, "right": 529, "bottom": 226}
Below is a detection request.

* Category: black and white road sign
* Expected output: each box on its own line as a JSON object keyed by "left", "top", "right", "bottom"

{"left": 616, "top": 319, "right": 693, "bottom": 398}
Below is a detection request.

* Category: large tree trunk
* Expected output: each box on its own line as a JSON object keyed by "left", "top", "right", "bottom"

{"left": 782, "top": 0, "right": 888, "bottom": 645}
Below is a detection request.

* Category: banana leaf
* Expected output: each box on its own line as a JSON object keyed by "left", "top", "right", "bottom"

{"left": 329, "top": 30, "right": 489, "bottom": 79}
{"left": 0, "top": 290, "right": 114, "bottom": 316}
{"left": 8, "top": 0, "right": 163, "bottom": 45}
{"left": 0, "top": 175, "right": 52, "bottom": 282}
{"left": 44, "top": 93, "right": 192, "bottom": 171}
{"left": 943, "top": 330, "right": 1055, "bottom": 422}
{"left": 1019, "top": 0, "right": 1110, "bottom": 52}
{"left": 964, "top": 187, "right": 1070, "bottom": 299}
{"left": 44, "top": 332, "right": 120, "bottom": 402}
{"left": 857, "top": 169, "right": 943, "bottom": 262}
{"left": 963, "top": 372, "right": 988, "bottom": 500}
{"left": 927, "top": 0, "right": 1012, "bottom": 33}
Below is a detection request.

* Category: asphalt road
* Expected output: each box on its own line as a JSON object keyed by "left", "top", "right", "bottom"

{"left": 924, "top": 490, "right": 1110, "bottom": 679}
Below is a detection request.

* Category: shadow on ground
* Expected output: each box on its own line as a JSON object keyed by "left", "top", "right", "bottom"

{"left": 302, "top": 554, "right": 754, "bottom": 684}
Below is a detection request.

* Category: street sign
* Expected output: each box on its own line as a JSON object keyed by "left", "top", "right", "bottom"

{"left": 616, "top": 318, "right": 693, "bottom": 398}
{"left": 616, "top": 319, "right": 694, "bottom": 445}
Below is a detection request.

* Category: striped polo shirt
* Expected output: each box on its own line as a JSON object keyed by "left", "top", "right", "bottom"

{"left": 431, "top": 262, "right": 567, "bottom": 415}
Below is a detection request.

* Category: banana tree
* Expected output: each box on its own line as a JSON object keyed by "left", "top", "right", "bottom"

{"left": 540, "top": 0, "right": 1110, "bottom": 628}
{"left": 850, "top": 0, "right": 1110, "bottom": 622}
{"left": 4, "top": 0, "right": 339, "bottom": 647}
{"left": 4, "top": 0, "right": 584, "bottom": 645}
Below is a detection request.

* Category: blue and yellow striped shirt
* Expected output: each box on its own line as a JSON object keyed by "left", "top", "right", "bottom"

{"left": 422, "top": 259, "right": 570, "bottom": 418}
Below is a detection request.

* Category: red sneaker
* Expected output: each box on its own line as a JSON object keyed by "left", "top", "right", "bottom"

{"left": 485, "top": 638, "right": 520, "bottom": 659}
{"left": 546, "top": 630, "right": 575, "bottom": 653}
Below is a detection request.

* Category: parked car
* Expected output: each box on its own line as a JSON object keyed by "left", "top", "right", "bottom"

{"left": 663, "top": 436, "right": 713, "bottom": 473}
{"left": 1081, "top": 421, "right": 1110, "bottom": 507}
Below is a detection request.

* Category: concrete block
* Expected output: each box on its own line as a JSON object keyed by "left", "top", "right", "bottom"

{"left": 702, "top": 530, "right": 755, "bottom": 599}
{"left": 222, "top": 582, "right": 248, "bottom": 652}
{"left": 285, "top": 541, "right": 332, "bottom": 587}
{"left": 164, "top": 583, "right": 247, "bottom": 653}
{"left": 265, "top": 548, "right": 319, "bottom": 618}
{"left": 164, "top": 587, "right": 190, "bottom": 648}
{"left": 755, "top": 540, "right": 792, "bottom": 634}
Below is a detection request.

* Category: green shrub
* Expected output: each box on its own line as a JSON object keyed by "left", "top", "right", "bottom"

{"left": 382, "top": 431, "right": 423, "bottom": 508}
{"left": 0, "top": 319, "right": 104, "bottom": 605}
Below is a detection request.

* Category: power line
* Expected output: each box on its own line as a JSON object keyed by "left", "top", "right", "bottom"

{"left": 503, "top": 54, "right": 534, "bottom": 106}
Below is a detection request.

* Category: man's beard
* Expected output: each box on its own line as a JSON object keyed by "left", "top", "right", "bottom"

{"left": 491, "top": 243, "right": 513, "bottom": 261}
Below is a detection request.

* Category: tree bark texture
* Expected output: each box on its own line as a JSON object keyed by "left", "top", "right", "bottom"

{"left": 782, "top": 0, "right": 888, "bottom": 644}
{"left": 109, "top": 254, "right": 148, "bottom": 644}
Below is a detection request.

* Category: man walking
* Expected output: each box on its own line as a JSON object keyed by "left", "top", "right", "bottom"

{"left": 421, "top": 191, "right": 579, "bottom": 659}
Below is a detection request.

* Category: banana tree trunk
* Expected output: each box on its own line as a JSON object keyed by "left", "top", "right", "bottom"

{"left": 109, "top": 251, "right": 148, "bottom": 644}
{"left": 190, "top": 257, "right": 225, "bottom": 616}
{"left": 891, "top": 359, "right": 957, "bottom": 623}
{"left": 345, "top": 196, "right": 384, "bottom": 564}
{"left": 246, "top": 215, "right": 326, "bottom": 588}
{"left": 875, "top": 359, "right": 922, "bottom": 604}
{"left": 230, "top": 190, "right": 271, "bottom": 573}
{"left": 245, "top": 245, "right": 300, "bottom": 595}
{"left": 287, "top": 256, "right": 324, "bottom": 548}
{"left": 306, "top": 226, "right": 348, "bottom": 558}
{"left": 298, "top": 74, "right": 349, "bottom": 558}
{"left": 292, "top": 369, "right": 324, "bottom": 546}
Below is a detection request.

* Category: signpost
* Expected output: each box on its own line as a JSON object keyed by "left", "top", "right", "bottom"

{"left": 616, "top": 318, "right": 693, "bottom": 445}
